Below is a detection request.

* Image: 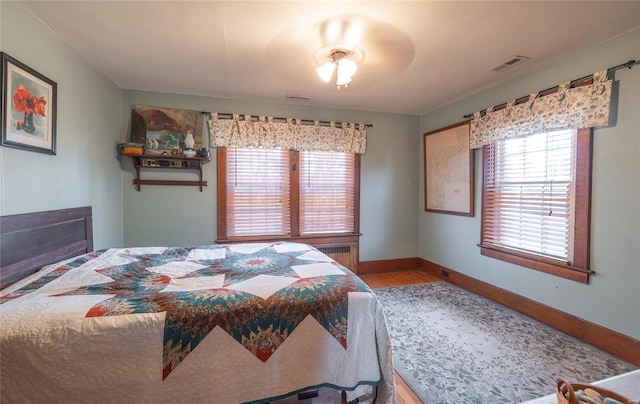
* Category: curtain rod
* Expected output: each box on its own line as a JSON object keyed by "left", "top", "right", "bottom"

{"left": 201, "top": 111, "right": 373, "bottom": 129}
{"left": 463, "top": 59, "right": 638, "bottom": 120}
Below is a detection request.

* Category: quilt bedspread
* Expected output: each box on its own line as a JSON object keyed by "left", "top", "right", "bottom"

{"left": 0, "top": 242, "right": 395, "bottom": 404}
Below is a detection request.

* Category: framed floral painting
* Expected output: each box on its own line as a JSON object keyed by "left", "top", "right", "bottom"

{"left": 1, "top": 52, "right": 57, "bottom": 154}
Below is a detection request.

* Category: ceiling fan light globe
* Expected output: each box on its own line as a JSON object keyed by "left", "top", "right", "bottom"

{"left": 317, "top": 62, "right": 336, "bottom": 82}
{"left": 338, "top": 58, "right": 357, "bottom": 77}
{"left": 336, "top": 58, "right": 356, "bottom": 86}
{"left": 336, "top": 74, "right": 353, "bottom": 87}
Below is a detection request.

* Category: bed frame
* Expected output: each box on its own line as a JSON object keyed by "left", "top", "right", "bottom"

{"left": 0, "top": 206, "right": 93, "bottom": 288}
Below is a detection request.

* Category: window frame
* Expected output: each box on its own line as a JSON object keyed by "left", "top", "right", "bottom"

{"left": 479, "top": 128, "right": 593, "bottom": 283}
{"left": 217, "top": 147, "right": 361, "bottom": 245}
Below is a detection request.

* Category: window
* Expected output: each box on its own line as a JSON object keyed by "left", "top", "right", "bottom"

{"left": 218, "top": 147, "right": 360, "bottom": 242}
{"left": 300, "top": 151, "right": 355, "bottom": 234}
{"left": 480, "top": 128, "right": 592, "bottom": 283}
{"left": 225, "top": 148, "right": 290, "bottom": 237}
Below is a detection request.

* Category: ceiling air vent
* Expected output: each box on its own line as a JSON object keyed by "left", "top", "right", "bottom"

{"left": 286, "top": 95, "right": 311, "bottom": 102}
{"left": 490, "top": 55, "right": 529, "bottom": 73}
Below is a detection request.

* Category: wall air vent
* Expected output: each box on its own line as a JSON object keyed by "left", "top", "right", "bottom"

{"left": 490, "top": 55, "right": 530, "bottom": 73}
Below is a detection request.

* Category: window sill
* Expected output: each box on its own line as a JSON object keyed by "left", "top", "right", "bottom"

{"left": 217, "top": 233, "right": 361, "bottom": 245}
{"left": 479, "top": 244, "right": 592, "bottom": 284}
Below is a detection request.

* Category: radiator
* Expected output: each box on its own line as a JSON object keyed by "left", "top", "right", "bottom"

{"left": 316, "top": 244, "right": 358, "bottom": 272}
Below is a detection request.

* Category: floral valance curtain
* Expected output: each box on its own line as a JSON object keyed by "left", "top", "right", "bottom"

{"left": 207, "top": 113, "right": 367, "bottom": 154}
{"left": 469, "top": 70, "right": 612, "bottom": 149}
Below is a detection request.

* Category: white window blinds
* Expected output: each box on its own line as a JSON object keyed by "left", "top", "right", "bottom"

{"left": 300, "top": 151, "right": 355, "bottom": 234}
{"left": 482, "top": 129, "right": 576, "bottom": 262}
{"left": 226, "top": 147, "right": 291, "bottom": 237}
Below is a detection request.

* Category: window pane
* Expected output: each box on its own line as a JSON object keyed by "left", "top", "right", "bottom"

{"left": 227, "top": 147, "right": 290, "bottom": 236}
{"left": 300, "top": 151, "right": 355, "bottom": 234}
{"left": 483, "top": 129, "right": 576, "bottom": 261}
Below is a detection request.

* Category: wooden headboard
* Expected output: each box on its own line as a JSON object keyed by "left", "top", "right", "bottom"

{"left": 0, "top": 206, "right": 93, "bottom": 288}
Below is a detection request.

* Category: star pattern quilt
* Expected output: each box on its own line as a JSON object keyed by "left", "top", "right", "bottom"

{"left": 0, "top": 242, "right": 395, "bottom": 404}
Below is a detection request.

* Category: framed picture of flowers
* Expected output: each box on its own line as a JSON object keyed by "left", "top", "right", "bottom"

{"left": 1, "top": 52, "right": 57, "bottom": 154}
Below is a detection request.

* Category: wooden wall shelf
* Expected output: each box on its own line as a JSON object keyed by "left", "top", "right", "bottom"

{"left": 129, "top": 154, "right": 209, "bottom": 191}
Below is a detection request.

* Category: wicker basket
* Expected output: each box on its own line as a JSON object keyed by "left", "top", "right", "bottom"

{"left": 118, "top": 142, "right": 144, "bottom": 155}
{"left": 556, "top": 379, "right": 638, "bottom": 404}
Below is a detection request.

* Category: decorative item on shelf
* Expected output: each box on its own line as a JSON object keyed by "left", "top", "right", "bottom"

{"left": 198, "top": 147, "right": 211, "bottom": 160}
{"left": 183, "top": 130, "right": 196, "bottom": 157}
{"left": 145, "top": 132, "right": 184, "bottom": 156}
{"left": 118, "top": 142, "right": 145, "bottom": 155}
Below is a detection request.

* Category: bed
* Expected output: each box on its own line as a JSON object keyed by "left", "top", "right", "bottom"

{"left": 0, "top": 207, "right": 395, "bottom": 404}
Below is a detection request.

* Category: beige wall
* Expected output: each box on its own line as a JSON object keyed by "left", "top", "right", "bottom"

{"left": 0, "top": 2, "right": 124, "bottom": 249}
{"left": 121, "top": 91, "right": 421, "bottom": 262}
{"left": 419, "top": 29, "right": 640, "bottom": 339}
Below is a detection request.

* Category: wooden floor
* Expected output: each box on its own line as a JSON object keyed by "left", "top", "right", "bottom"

{"left": 359, "top": 269, "right": 439, "bottom": 289}
{"left": 359, "top": 269, "right": 439, "bottom": 404}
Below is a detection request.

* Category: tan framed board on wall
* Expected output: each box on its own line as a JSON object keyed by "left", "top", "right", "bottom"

{"left": 423, "top": 120, "right": 474, "bottom": 216}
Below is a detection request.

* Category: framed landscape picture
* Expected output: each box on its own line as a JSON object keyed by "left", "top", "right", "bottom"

{"left": 1, "top": 52, "right": 57, "bottom": 154}
{"left": 423, "top": 121, "right": 474, "bottom": 216}
{"left": 130, "top": 104, "right": 204, "bottom": 155}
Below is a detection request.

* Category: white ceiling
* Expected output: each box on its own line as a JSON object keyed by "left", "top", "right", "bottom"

{"left": 22, "top": 1, "right": 640, "bottom": 116}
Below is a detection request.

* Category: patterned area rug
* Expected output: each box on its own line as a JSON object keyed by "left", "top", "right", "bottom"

{"left": 374, "top": 282, "right": 637, "bottom": 403}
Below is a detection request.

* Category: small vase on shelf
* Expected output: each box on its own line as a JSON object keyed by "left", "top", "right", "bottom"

{"left": 199, "top": 148, "right": 211, "bottom": 160}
